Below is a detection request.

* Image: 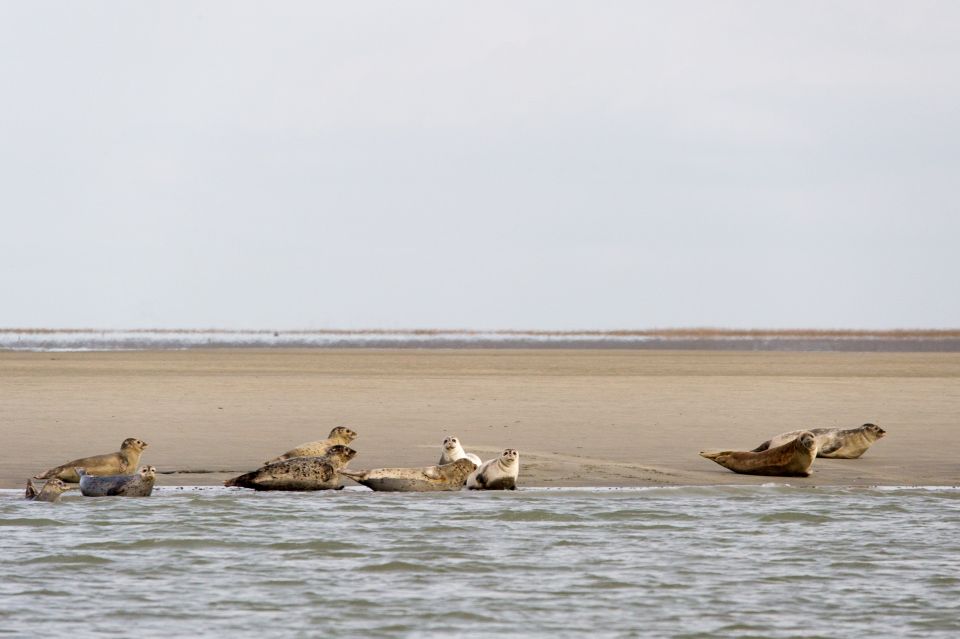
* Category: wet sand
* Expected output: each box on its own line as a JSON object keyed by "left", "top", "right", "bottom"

{"left": 1, "top": 349, "right": 957, "bottom": 489}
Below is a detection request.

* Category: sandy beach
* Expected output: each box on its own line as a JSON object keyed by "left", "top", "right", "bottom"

{"left": 1, "top": 348, "right": 957, "bottom": 489}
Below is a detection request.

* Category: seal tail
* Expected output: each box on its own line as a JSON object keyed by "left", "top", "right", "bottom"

{"left": 224, "top": 471, "right": 256, "bottom": 488}
{"left": 33, "top": 467, "right": 57, "bottom": 480}
{"left": 339, "top": 469, "right": 367, "bottom": 482}
{"left": 699, "top": 451, "right": 732, "bottom": 461}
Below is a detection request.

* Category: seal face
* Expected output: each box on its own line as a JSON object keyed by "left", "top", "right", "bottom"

{"left": 701, "top": 432, "right": 819, "bottom": 477}
{"left": 33, "top": 438, "right": 149, "bottom": 483}
{"left": 78, "top": 465, "right": 156, "bottom": 497}
{"left": 341, "top": 458, "right": 477, "bottom": 492}
{"left": 227, "top": 445, "right": 357, "bottom": 491}
{"left": 264, "top": 427, "right": 358, "bottom": 465}
{"left": 438, "top": 436, "right": 483, "bottom": 467}
{"left": 467, "top": 449, "right": 520, "bottom": 490}
{"left": 751, "top": 423, "right": 886, "bottom": 459}
{"left": 25, "top": 478, "right": 72, "bottom": 503}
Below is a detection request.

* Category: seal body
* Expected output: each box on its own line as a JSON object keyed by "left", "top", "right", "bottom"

{"left": 751, "top": 423, "right": 886, "bottom": 459}
{"left": 25, "top": 478, "right": 72, "bottom": 502}
{"left": 701, "top": 432, "right": 819, "bottom": 477}
{"left": 467, "top": 449, "right": 520, "bottom": 490}
{"left": 341, "top": 458, "right": 477, "bottom": 492}
{"left": 226, "top": 445, "right": 356, "bottom": 491}
{"left": 264, "top": 427, "right": 358, "bottom": 465}
{"left": 34, "top": 438, "right": 149, "bottom": 483}
{"left": 78, "top": 466, "right": 156, "bottom": 497}
{"left": 438, "top": 436, "right": 482, "bottom": 467}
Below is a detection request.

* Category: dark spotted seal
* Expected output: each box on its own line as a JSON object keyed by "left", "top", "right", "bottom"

{"left": 226, "top": 445, "right": 357, "bottom": 491}
{"left": 751, "top": 423, "right": 886, "bottom": 459}
{"left": 25, "top": 478, "right": 73, "bottom": 502}
{"left": 341, "top": 458, "right": 477, "bottom": 492}
{"left": 466, "top": 449, "right": 519, "bottom": 490}
{"left": 700, "top": 431, "right": 819, "bottom": 477}
{"left": 78, "top": 466, "right": 156, "bottom": 497}
{"left": 438, "top": 436, "right": 482, "bottom": 466}
{"left": 34, "top": 438, "right": 149, "bottom": 483}
{"left": 264, "top": 427, "right": 358, "bottom": 465}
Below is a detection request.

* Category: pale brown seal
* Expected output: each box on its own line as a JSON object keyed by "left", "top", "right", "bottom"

{"left": 263, "top": 427, "right": 358, "bottom": 465}
{"left": 466, "top": 449, "right": 519, "bottom": 490}
{"left": 78, "top": 466, "right": 156, "bottom": 497}
{"left": 226, "top": 445, "right": 356, "bottom": 491}
{"left": 751, "top": 423, "right": 886, "bottom": 459}
{"left": 34, "top": 438, "right": 149, "bottom": 483}
{"left": 341, "top": 458, "right": 477, "bottom": 492}
{"left": 438, "top": 436, "right": 482, "bottom": 467}
{"left": 25, "top": 478, "right": 73, "bottom": 502}
{"left": 700, "top": 431, "right": 819, "bottom": 477}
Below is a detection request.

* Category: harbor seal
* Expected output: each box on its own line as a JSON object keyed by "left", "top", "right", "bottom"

{"left": 78, "top": 466, "right": 156, "bottom": 497}
{"left": 438, "top": 436, "right": 482, "bottom": 467}
{"left": 25, "top": 478, "right": 73, "bottom": 502}
{"left": 751, "top": 423, "right": 886, "bottom": 459}
{"left": 466, "top": 449, "right": 520, "bottom": 490}
{"left": 341, "top": 458, "right": 477, "bottom": 492}
{"left": 264, "top": 427, "right": 358, "bottom": 465}
{"left": 700, "top": 431, "right": 819, "bottom": 477}
{"left": 34, "top": 438, "right": 149, "bottom": 483}
{"left": 226, "top": 445, "right": 356, "bottom": 491}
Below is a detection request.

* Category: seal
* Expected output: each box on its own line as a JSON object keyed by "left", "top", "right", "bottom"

{"left": 34, "top": 438, "right": 149, "bottom": 483}
{"left": 25, "top": 478, "right": 73, "bottom": 503}
{"left": 78, "top": 465, "right": 157, "bottom": 497}
{"left": 700, "top": 431, "right": 819, "bottom": 477}
{"left": 226, "top": 445, "right": 357, "bottom": 491}
{"left": 751, "top": 423, "right": 886, "bottom": 459}
{"left": 341, "top": 458, "right": 477, "bottom": 492}
{"left": 264, "top": 427, "right": 358, "bottom": 465}
{"left": 438, "top": 436, "right": 482, "bottom": 467}
{"left": 466, "top": 449, "right": 520, "bottom": 490}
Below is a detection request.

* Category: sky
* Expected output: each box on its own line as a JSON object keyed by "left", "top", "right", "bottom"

{"left": 1, "top": 1, "right": 958, "bottom": 330}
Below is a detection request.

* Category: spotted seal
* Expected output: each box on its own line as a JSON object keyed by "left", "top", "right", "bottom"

{"left": 25, "top": 478, "right": 73, "bottom": 502}
{"left": 751, "top": 423, "right": 886, "bottom": 459}
{"left": 226, "top": 445, "right": 357, "bottom": 491}
{"left": 264, "top": 427, "right": 358, "bottom": 465}
{"left": 438, "top": 436, "right": 482, "bottom": 467}
{"left": 78, "top": 466, "right": 157, "bottom": 497}
{"left": 466, "top": 449, "right": 520, "bottom": 490}
{"left": 341, "top": 458, "right": 477, "bottom": 492}
{"left": 34, "top": 438, "right": 149, "bottom": 483}
{"left": 700, "top": 431, "right": 819, "bottom": 477}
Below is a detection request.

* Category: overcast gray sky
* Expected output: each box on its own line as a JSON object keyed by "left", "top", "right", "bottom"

{"left": 1, "top": 1, "right": 957, "bottom": 330}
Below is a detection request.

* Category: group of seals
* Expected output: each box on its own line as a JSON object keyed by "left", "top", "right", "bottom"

{"left": 700, "top": 423, "right": 886, "bottom": 477}
{"left": 25, "top": 437, "right": 153, "bottom": 501}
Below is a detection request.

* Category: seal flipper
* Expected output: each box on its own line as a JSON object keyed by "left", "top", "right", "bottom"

{"left": 25, "top": 479, "right": 38, "bottom": 500}
{"left": 750, "top": 441, "right": 772, "bottom": 453}
{"left": 818, "top": 441, "right": 842, "bottom": 455}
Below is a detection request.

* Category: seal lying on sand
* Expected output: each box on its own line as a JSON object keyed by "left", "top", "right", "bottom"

{"left": 467, "top": 449, "right": 520, "bottom": 490}
{"left": 341, "top": 458, "right": 477, "bottom": 492}
{"left": 751, "top": 423, "right": 886, "bottom": 459}
{"left": 78, "top": 466, "right": 156, "bottom": 497}
{"left": 438, "top": 436, "right": 482, "bottom": 466}
{"left": 25, "top": 478, "right": 73, "bottom": 502}
{"left": 264, "top": 427, "right": 358, "bottom": 465}
{"left": 226, "top": 445, "right": 357, "bottom": 491}
{"left": 700, "top": 431, "right": 819, "bottom": 477}
{"left": 34, "top": 438, "right": 149, "bottom": 483}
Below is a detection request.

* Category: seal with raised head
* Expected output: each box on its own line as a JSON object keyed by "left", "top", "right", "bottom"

{"left": 264, "top": 427, "right": 358, "bottom": 465}
{"left": 466, "top": 449, "right": 520, "bottom": 490}
{"left": 751, "top": 423, "right": 886, "bottom": 459}
{"left": 34, "top": 438, "right": 149, "bottom": 483}
{"left": 438, "top": 436, "right": 482, "bottom": 467}
{"left": 700, "top": 431, "right": 819, "bottom": 477}
{"left": 25, "top": 478, "right": 73, "bottom": 502}
{"left": 78, "top": 466, "right": 157, "bottom": 497}
{"left": 341, "top": 458, "right": 477, "bottom": 492}
{"left": 226, "top": 445, "right": 357, "bottom": 491}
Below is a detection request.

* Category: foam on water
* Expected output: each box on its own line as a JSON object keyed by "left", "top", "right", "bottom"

{"left": 2, "top": 486, "right": 959, "bottom": 637}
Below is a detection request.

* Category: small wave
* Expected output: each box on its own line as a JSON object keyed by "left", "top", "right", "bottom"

{"left": 0, "top": 517, "right": 64, "bottom": 527}
{"left": 25, "top": 554, "right": 112, "bottom": 565}
{"left": 357, "top": 560, "right": 424, "bottom": 572}
{"left": 757, "top": 512, "right": 833, "bottom": 523}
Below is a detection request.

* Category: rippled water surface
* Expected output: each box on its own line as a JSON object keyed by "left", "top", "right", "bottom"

{"left": 2, "top": 486, "right": 958, "bottom": 638}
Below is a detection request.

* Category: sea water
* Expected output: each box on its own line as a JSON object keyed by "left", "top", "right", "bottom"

{"left": 1, "top": 486, "right": 958, "bottom": 638}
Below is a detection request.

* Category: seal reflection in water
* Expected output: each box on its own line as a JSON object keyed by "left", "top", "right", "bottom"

{"left": 33, "top": 438, "right": 149, "bottom": 483}
{"left": 341, "top": 458, "right": 477, "bottom": 492}
{"left": 438, "top": 436, "right": 482, "bottom": 467}
{"left": 78, "top": 466, "right": 156, "bottom": 497}
{"left": 263, "top": 427, "right": 358, "bottom": 465}
{"left": 226, "top": 445, "right": 357, "bottom": 491}
{"left": 25, "top": 478, "right": 73, "bottom": 503}
{"left": 700, "top": 431, "right": 819, "bottom": 477}
{"left": 751, "top": 423, "right": 886, "bottom": 459}
{"left": 467, "top": 449, "right": 520, "bottom": 490}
